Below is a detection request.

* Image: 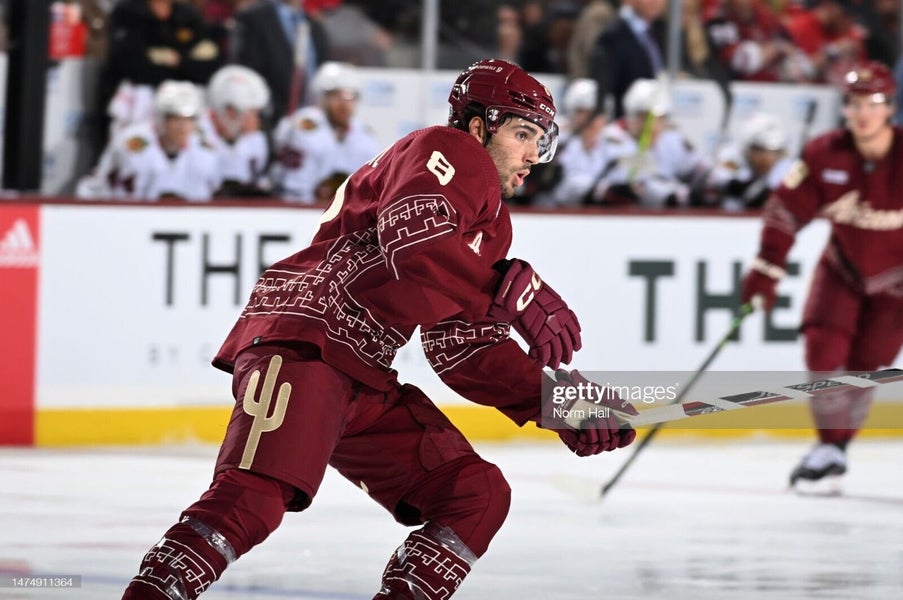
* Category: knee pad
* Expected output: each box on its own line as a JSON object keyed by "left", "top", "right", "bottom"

{"left": 405, "top": 458, "right": 511, "bottom": 558}
{"left": 183, "top": 468, "right": 297, "bottom": 557}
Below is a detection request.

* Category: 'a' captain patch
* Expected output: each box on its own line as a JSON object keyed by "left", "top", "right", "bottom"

{"left": 782, "top": 159, "right": 808, "bottom": 190}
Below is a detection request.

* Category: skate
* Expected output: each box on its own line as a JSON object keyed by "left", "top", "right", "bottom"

{"left": 789, "top": 443, "right": 847, "bottom": 496}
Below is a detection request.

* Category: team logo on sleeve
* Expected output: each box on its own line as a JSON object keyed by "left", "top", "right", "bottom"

{"left": 782, "top": 160, "right": 808, "bottom": 190}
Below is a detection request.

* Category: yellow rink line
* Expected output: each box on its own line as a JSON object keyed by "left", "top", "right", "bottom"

{"left": 35, "top": 402, "right": 903, "bottom": 446}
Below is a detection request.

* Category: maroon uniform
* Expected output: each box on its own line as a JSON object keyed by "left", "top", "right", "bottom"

{"left": 123, "top": 59, "right": 630, "bottom": 600}
{"left": 705, "top": 1, "right": 791, "bottom": 82}
{"left": 759, "top": 128, "right": 903, "bottom": 442}
{"left": 214, "top": 125, "right": 540, "bottom": 413}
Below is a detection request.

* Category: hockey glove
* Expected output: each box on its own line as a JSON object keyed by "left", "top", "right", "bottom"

{"left": 487, "top": 259, "right": 582, "bottom": 369}
{"left": 550, "top": 370, "right": 638, "bottom": 456}
{"left": 741, "top": 257, "right": 785, "bottom": 312}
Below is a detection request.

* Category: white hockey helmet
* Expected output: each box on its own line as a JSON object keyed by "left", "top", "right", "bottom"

{"left": 311, "top": 61, "right": 361, "bottom": 99}
{"left": 562, "top": 78, "right": 597, "bottom": 115}
{"left": 623, "top": 78, "right": 671, "bottom": 117}
{"left": 154, "top": 80, "right": 203, "bottom": 119}
{"left": 207, "top": 65, "right": 271, "bottom": 113}
{"left": 739, "top": 112, "right": 787, "bottom": 152}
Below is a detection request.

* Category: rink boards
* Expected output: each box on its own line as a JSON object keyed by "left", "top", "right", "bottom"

{"left": 1, "top": 200, "right": 901, "bottom": 446}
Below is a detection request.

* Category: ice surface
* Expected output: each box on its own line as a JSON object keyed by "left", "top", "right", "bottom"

{"left": 2, "top": 438, "right": 902, "bottom": 599}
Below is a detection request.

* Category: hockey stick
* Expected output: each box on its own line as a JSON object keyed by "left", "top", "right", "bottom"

{"left": 614, "top": 368, "right": 903, "bottom": 427}
{"left": 795, "top": 98, "right": 818, "bottom": 157}
{"left": 286, "top": 17, "right": 310, "bottom": 117}
{"left": 600, "top": 301, "right": 755, "bottom": 498}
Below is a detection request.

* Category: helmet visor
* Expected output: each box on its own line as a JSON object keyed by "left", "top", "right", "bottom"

{"left": 485, "top": 106, "right": 560, "bottom": 163}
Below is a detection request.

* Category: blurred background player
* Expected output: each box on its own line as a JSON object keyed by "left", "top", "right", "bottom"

{"left": 202, "top": 64, "right": 273, "bottom": 197}
{"left": 77, "top": 80, "right": 219, "bottom": 201}
{"left": 586, "top": 77, "right": 713, "bottom": 207}
{"left": 121, "top": 58, "right": 636, "bottom": 600}
{"left": 715, "top": 111, "right": 793, "bottom": 210}
{"left": 270, "top": 61, "right": 379, "bottom": 203}
{"left": 741, "top": 61, "right": 903, "bottom": 493}
{"left": 537, "top": 77, "right": 609, "bottom": 207}
{"left": 95, "top": 0, "right": 223, "bottom": 161}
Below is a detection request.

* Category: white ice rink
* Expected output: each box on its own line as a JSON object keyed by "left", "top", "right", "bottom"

{"left": 2, "top": 438, "right": 902, "bottom": 599}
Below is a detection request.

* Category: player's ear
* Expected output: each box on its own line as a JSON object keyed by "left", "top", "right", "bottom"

{"left": 467, "top": 115, "right": 488, "bottom": 145}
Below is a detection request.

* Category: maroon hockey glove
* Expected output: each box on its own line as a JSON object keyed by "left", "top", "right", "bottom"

{"left": 487, "top": 259, "right": 582, "bottom": 369}
{"left": 551, "top": 370, "right": 638, "bottom": 456}
{"left": 741, "top": 258, "right": 785, "bottom": 312}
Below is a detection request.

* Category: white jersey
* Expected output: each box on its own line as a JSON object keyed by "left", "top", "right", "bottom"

{"left": 720, "top": 152, "right": 794, "bottom": 211}
{"left": 594, "top": 121, "right": 712, "bottom": 207}
{"left": 549, "top": 129, "right": 610, "bottom": 206}
{"left": 197, "top": 112, "right": 270, "bottom": 189}
{"left": 76, "top": 121, "right": 220, "bottom": 201}
{"left": 270, "top": 105, "right": 379, "bottom": 203}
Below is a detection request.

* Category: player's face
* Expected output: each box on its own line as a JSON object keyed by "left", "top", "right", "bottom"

{"left": 843, "top": 93, "right": 893, "bottom": 142}
{"left": 745, "top": 147, "right": 780, "bottom": 177}
{"left": 486, "top": 117, "right": 544, "bottom": 198}
{"left": 160, "top": 115, "right": 196, "bottom": 152}
{"left": 626, "top": 112, "right": 666, "bottom": 140}
{"left": 322, "top": 89, "right": 358, "bottom": 130}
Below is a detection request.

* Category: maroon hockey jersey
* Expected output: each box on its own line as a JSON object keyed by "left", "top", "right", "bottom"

{"left": 214, "top": 126, "right": 545, "bottom": 425}
{"left": 758, "top": 127, "right": 903, "bottom": 297}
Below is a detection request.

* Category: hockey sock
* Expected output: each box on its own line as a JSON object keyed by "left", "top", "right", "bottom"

{"left": 373, "top": 521, "right": 477, "bottom": 600}
{"left": 122, "top": 469, "right": 295, "bottom": 599}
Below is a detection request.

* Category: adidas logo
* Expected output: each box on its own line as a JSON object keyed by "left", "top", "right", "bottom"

{"left": 0, "top": 218, "right": 39, "bottom": 268}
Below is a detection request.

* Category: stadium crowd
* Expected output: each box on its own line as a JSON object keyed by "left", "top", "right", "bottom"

{"left": 4, "top": 0, "right": 902, "bottom": 208}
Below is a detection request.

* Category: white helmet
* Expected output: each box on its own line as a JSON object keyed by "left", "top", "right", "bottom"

{"left": 623, "top": 78, "right": 671, "bottom": 117}
{"left": 563, "top": 78, "right": 597, "bottom": 115}
{"left": 311, "top": 61, "right": 361, "bottom": 98}
{"left": 154, "top": 80, "right": 203, "bottom": 118}
{"left": 739, "top": 112, "right": 787, "bottom": 152}
{"left": 207, "top": 65, "right": 271, "bottom": 113}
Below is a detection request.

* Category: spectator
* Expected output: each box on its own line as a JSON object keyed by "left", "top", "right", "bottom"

{"left": 201, "top": 64, "right": 273, "bottom": 197}
{"left": 517, "top": 2, "right": 581, "bottom": 74}
{"left": 784, "top": 0, "right": 866, "bottom": 84}
{"left": 497, "top": 3, "right": 523, "bottom": 64}
{"left": 77, "top": 80, "right": 220, "bottom": 201}
{"left": 315, "top": 2, "right": 393, "bottom": 66}
{"left": 679, "top": 0, "right": 729, "bottom": 81}
{"left": 231, "top": 0, "right": 330, "bottom": 128}
{"left": 567, "top": 0, "right": 616, "bottom": 80}
{"left": 270, "top": 61, "right": 378, "bottom": 203}
{"left": 95, "top": 0, "right": 223, "bottom": 151}
{"left": 859, "top": 0, "right": 900, "bottom": 68}
{"left": 590, "top": 0, "right": 668, "bottom": 119}
{"left": 704, "top": 0, "right": 808, "bottom": 82}
{"left": 586, "top": 77, "right": 713, "bottom": 207}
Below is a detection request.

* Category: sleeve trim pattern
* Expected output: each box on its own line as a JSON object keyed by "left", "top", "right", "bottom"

{"left": 377, "top": 194, "right": 458, "bottom": 280}
{"left": 421, "top": 320, "right": 510, "bottom": 375}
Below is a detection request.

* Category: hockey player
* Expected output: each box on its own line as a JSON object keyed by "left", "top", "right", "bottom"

{"left": 586, "top": 78, "right": 712, "bottom": 207}
{"left": 77, "top": 80, "right": 219, "bottom": 201}
{"left": 270, "top": 61, "right": 379, "bottom": 203}
{"left": 121, "top": 59, "right": 638, "bottom": 600}
{"left": 202, "top": 64, "right": 272, "bottom": 197}
{"left": 741, "top": 61, "right": 903, "bottom": 492}
{"left": 716, "top": 112, "right": 793, "bottom": 210}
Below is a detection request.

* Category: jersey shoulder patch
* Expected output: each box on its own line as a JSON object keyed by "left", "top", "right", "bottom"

{"left": 297, "top": 117, "right": 319, "bottom": 131}
{"left": 125, "top": 136, "right": 149, "bottom": 153}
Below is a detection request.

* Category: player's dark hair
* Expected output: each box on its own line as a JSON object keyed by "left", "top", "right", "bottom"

{"left": 451, "top": 102, "right": 515, "bottom": 149}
